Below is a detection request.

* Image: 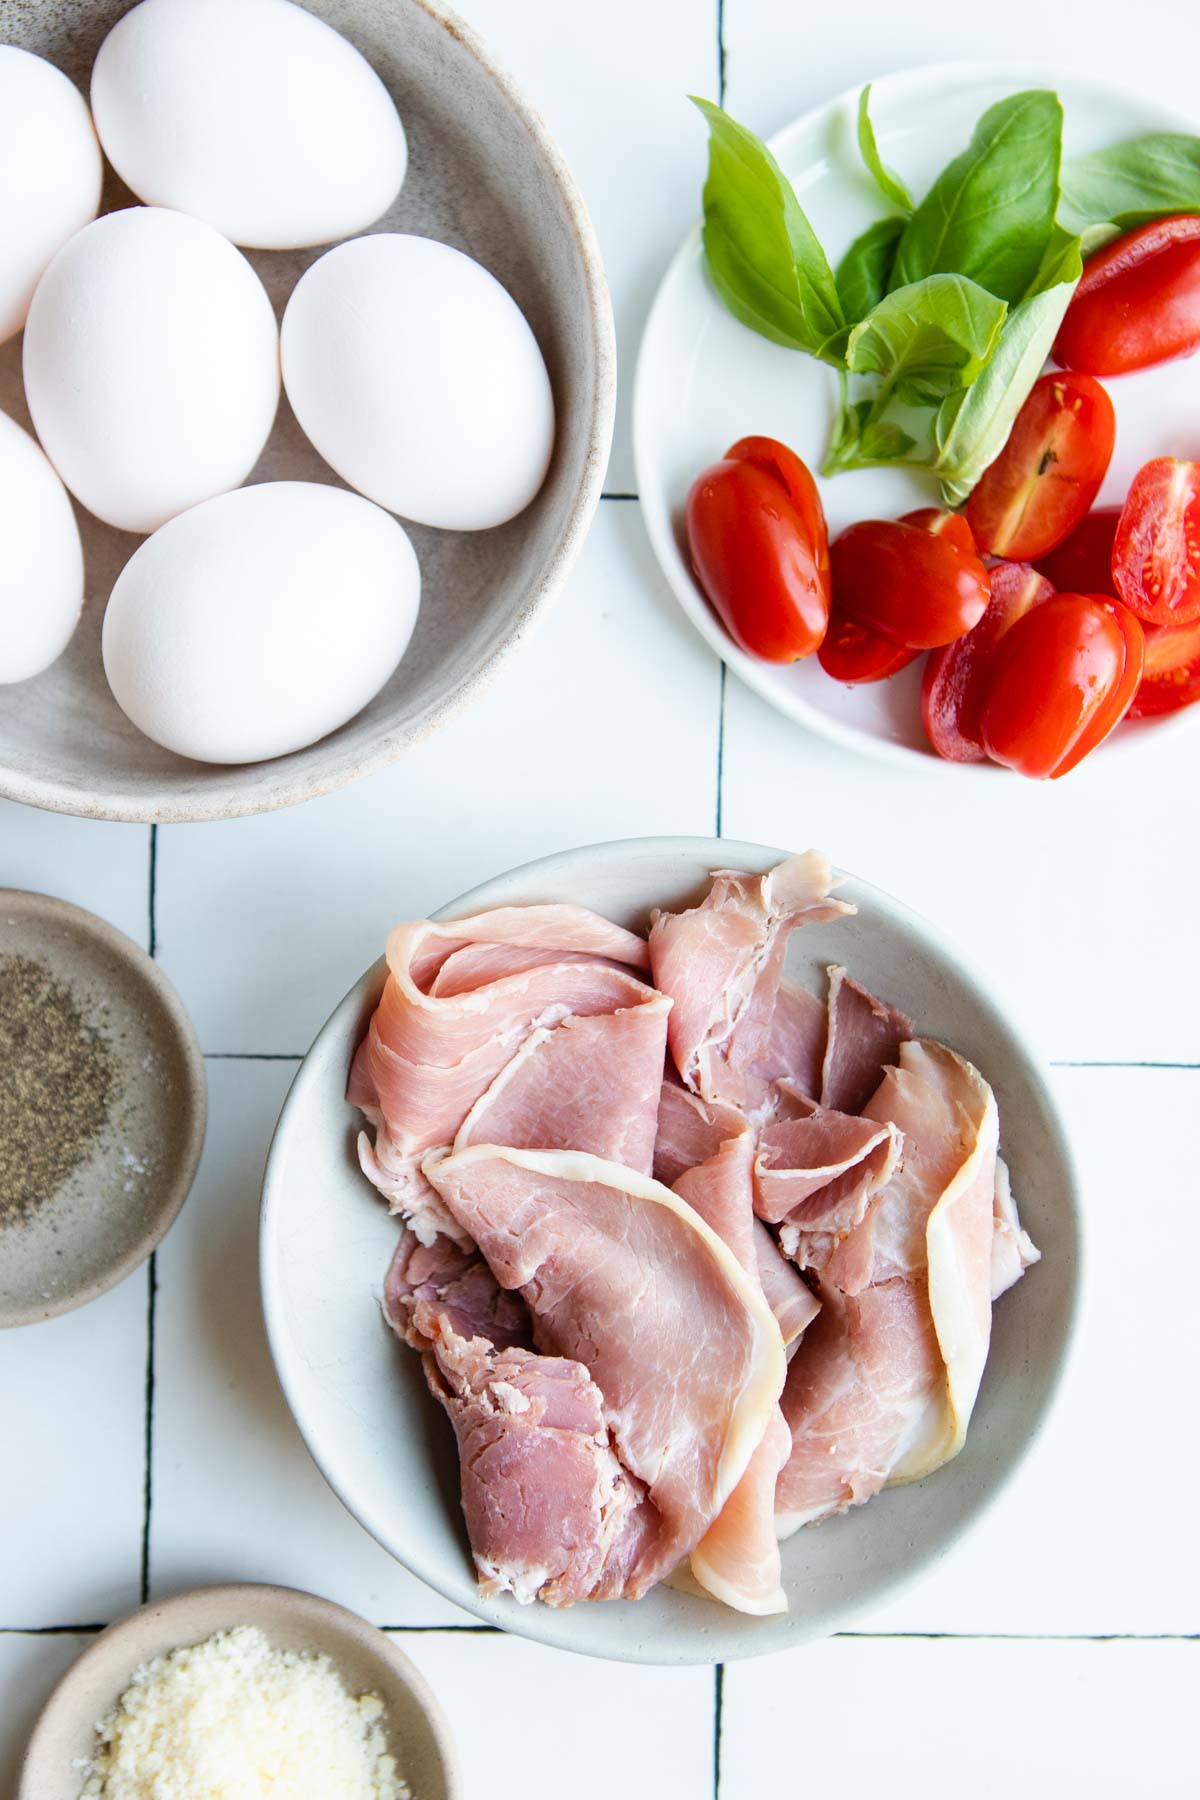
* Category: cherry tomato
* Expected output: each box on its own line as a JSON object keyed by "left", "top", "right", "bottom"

{"left": 1034, "top": 507, "right": 1120, "bottom": 599}
{"left": 900, "top": 507, "right": 979, "bottom": 558}
{"left": 686, "top": 436, "right": 831, "bottom": 662}
{"left": 1054, "top": 215, "right": 1200, "bottom": 375}
{"left": 817, "top": 608, "right": 919, "bottom": 683}
{"left": 921, "top": 562, "right": 1055, "bottom": 762}
{"left": 966, "top": 373, "right": 1115, "bottom": 561}
{"left": 1111, "top": 457, "right": 1200, "bottom": 626}
{"left": 1128, "top": 617, "right": 1200, "bottom": 718}
{"left": 979, "top": 593, "right": 1145, "bottom": 779}
{"left": 829, "top": 519, "right": 990, "bottom": 649}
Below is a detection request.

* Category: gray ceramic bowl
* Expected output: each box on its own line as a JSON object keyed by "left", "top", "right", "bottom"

{"left": 18, "top": 1583, "right": 460, "bottom": 1799}
{"left": 260, "top": 837, "right": 1082, "bottom": 1664}
{"left": 0, "top": 0, "right": 614, "bottom": 822}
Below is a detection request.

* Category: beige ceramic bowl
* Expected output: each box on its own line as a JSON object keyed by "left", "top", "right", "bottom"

{"left": 0, "top": 0, "right": 615, "bottom": 822}
{"left": 261, "top": 836, "right": 1081, "bottom": 1664}
{"left": 18, "top": 1583, "right": 460, "bottom": 1799}
{"left": 0, "top": 888, "right": 206, "bottom": 1328}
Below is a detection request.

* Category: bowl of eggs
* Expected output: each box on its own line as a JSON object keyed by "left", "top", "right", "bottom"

{"left": 0, "top": 0, "right": 615, "bottom": 821}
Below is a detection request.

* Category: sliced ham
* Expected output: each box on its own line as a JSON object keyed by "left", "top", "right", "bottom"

{"left": 673, "top": 1131, "right": 791, "bottom": 1615}
{"left": 652, "top": 1077, "right": 748, "bottom": 1187}
{"left": 455, "top": 998, "right": 670, "bottom": 1176}
{"left": 820, "top": 966, "right": 912, "bottom": 1115}
{"left": 754, "top": 1226, "right": 821, "bottom": 1352}
{"left": 428, "top": 1145, "right": 785, "bottom": 1598}
{"left": 776, "top": 1039, "right": 999, "bottom": 1531}
{"left": 753, "top": 978, "right": 827, "bottom": 1098}
{"left": 415, "top": 1306, "right": 649, "bottom": 1606}
{"left": 754, "top": 1104, "right": 903, "bottom": 1275}
{"left": 383, "top": 1228, "right": 531, "bottom": 1353}
{"left": 649, "top": 852, "right": 853, "bottom": 1115}
{"left": 991, "top": 1155, "right": 1042, "bottom": 1299}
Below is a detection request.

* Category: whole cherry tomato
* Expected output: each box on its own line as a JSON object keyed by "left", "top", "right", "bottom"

{"left": 686, "top": 436, "right": 831, "bottom": 661}
{"left": 1111, "top": 457, "right": 1200, "bottom": 626}
{"left": 1054, "top": 215, "right": 1200, "bottom": 375}
{"left": 1034, "top": 507, "right": 1120, "bottom": 598}
{"left": 829, "top": 518, "right": 990, "bottom": 649}
{"left": 966, "top": 372, "right": 1115, "bottom": 561}
{"left": 921, "top": 562, "right": 1055, "bottom": 762}
{"left": 1129, "top": 617, "right": 1200, "bottom": 718}
{"left": 979, "top": 593, "right": 1145, "bottom": 779}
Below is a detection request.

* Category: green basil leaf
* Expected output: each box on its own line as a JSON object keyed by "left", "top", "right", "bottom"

{"left": 846, "top": 274, "right": 1008, "bottom": 406}
{"left": 859, "top": 418, "right": 919, "bottom": 461}
{"left": 932, "top": 226, "right": 1082, "bottom": 504}
{"left": 1060, "top": 133, "right": 1200, "bottom": 241}
{"left": 836, "top": 216, "right": 906, "bottom": 323}
{"left": 890, "top": 90, "right": 1064, "bottom": 305}
{"left": 692, "top": 96, "right": 848, "bottom": 363}
{"left": 857, "top": 84, "right": 913, "bottom": 212}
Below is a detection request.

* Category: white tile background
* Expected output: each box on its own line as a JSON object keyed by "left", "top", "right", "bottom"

{"left": 2, "top": 1, "right": 1199, "bottom": 1794}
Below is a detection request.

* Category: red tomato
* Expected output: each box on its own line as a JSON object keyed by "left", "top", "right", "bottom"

{"left": 686, "top": 437, "right": 831, "bottom": 662}
{"left": 921, "top": 562, "right": 1055, "bottom": 762}
{"left": 966, "top": 372, "right": 1115, "bottom": 560}
{"left": 829, "top": 519, "right": 990, "bottom": 649}
{"left": 1129, "top": 617, "right": 1200, "bottom": 717}
{"left": 1034, "top": 506, "right": 1120, "bottom": 598}
{"left": 979, "top": 593, "right": 1145, "bottom": 779}
{"left": 1111, "top": 457, "right": 1200, "bottom": 625}
{"left": 1054, "top": 215, "right": 1200, "bottom": 375}
{"left": 818, "top": 608, "right": 919, "bottom": 683}
{"left": 900, "top": 507, "right": 978, "bottom": 558}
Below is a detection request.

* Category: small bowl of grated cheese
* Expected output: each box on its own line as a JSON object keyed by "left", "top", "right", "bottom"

{"left": 17, "top": 1583, "right": 460, "bottom": 1800}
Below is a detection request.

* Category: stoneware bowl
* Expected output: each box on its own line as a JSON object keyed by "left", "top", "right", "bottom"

{"left": 0, "top": 889, "right": 205, "bottom": 1328}
{"left": 0, "top": 0, "right": 615, "bottom": 822}
{"left": 260, "top": 836, "right": 1082, "bottom": 1664}
{"left": 18, "top": 1582, "right": 461, "bottom": 1799}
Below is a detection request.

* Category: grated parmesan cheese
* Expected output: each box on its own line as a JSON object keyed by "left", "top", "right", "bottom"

{"left": 78, "top": 1625, "right": 411, "bottom": 1800}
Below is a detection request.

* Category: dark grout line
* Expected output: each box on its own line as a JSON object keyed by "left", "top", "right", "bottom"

{"left": 714, "top": 665, "right": 727, "bottom": 836}
{"left": 1051, "top": 1060, "right": 1199, "bottom": 1070}
{"left": 203, "top": 1052, "right": 304, "bottom": 1062}
{"left": 601, "top": 492, "right": 639, "bottom": 502}
{"left": 0, "top": 1624, "right": 106, "bottom": 1637}
{"left": 147, "top": 824, "right": 158, "bottom": 958}
{"left": 377, "top": 1623, "right": 501, "bottom": 1635}
{"left": 835, "top": 1631, "right": 1200, "bottom": 1643}
{"left": 138, "top": 1253, "right": 158, "bottom": 1605}
{"left": 712, "top": 1663, "right": 725, "bottom": 1798}
{"left": 717, "top": 0, "right": 727, "bottom": 102}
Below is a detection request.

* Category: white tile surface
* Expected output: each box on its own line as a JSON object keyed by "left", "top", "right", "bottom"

{"left": 398, "top": 1629, "right": 715, "bottom": 1800}
{"left": 461, "top": 0, "right": 719, "bottom": 493}
{"left": 154, "top": 499, "right": 720, "bottom": 1056}
{"left": 0, "top": 1276, "right": 146, "bottom": 1626}
{"left": 0, "top": 1631, "right": 96, "bottom": 1800}
{"left": 0, "top": 803, "right": 149, "bottom": 949}
{"left": 149, "top": 1058, "right": 465, "bottom": 1625}
{"left": 721, "top": 1636, "right": 1197, "bottom": 1797}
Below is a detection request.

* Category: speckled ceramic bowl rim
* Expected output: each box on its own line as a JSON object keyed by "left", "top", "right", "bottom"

{"left": 16, "top": 1582, "right": 462, "bottom": 1799}
{"left": 2, "top": 0, "right": 616, "bottom": 824}
{"left": 0, "top": 888, "right": 206, "bottom": 1326}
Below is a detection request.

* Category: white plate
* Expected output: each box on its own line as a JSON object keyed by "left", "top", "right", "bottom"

{"left": 260, "top": 837, "right": 1080, "bottom": 1664}
{"left": 634, "top": 62, "right": 1200, "bottom": 770}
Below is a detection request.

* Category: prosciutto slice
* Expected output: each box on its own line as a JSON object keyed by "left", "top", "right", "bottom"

{"left": 673, "top": 1131, "right": 792, "bottom": 1615}
{"left": 649, "top": 852, "right": 853, "bottom": 1114}
{"left": 754, "top": 1102, "right": 903, "bottom": 1273}
{"left": 428, "top": 1145, "right": 785, "bottom": 1598}
{"left": 820, "top": 967, "right": 912, "bottom": 1115}
{"left": 349, "top": 903, "right": 655, "bottom": 1234}
{"left": 776, "top": 1039, "right": 999, "bottom": 1531}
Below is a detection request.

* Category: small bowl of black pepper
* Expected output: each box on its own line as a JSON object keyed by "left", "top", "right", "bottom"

{"left": 0, "top": 890, "right": 205, "bottom": 1327}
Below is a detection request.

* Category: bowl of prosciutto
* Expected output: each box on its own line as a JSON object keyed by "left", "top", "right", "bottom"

{"left": 260, "top": 838, "right": 1080, "bottom": 1663}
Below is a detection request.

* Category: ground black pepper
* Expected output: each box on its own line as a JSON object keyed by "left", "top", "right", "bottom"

{"left": 0, "top": 953, "right": 119, "bottom": 1225}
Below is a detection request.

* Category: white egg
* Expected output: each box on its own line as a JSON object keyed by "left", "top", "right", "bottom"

{"left": 91, "top": 0, "right": 407, "bottom": 251}
{"left": 23, "top": 207, "right": 280, "bottom": 536}
{"left": 0, "top": 411, "right": 85, "bottom": 685}
{"left": 0, "top": 47, "right": 103, "bottom": 345}
{"left": 281, "top": 235, "right": 555, "bottom": 531}
{"left": 102, "top": 482, "right": 420, "bottom": 764}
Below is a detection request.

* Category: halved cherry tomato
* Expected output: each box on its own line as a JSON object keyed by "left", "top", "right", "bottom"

{"left": 1034, "top": 507, "right": 1120, "bottom": 599}
{"left": 1054, "top": 215, "right": 1200, "bottom": 375}
{"left": 900, "top": 507, "right": 978, "bottom": 558}
{"left": 829, "top": 519, "right": 990, "bottom": 649}
{"left": 1129, "top": 617, "right": 1200, "bottom": 718}
{"left": 1112, "top": 457, "right": 1200, "bottom": 625}
{"left": 686, "top": 436, "right": 831, "bottom": 662}
{"left": 818, "top": 609, "right": 919, "bottom": 683}
{"left": 921, "top": 562, "right": 1055, "bottom": 762}
{"left": 966, "top": 372, "right": 1115, "bottom": 561}
{"left": 979, "top": 593, "right": 1145, "bottom": 779}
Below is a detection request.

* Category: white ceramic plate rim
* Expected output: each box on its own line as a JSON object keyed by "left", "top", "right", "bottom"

{"left": 260, "top": 836, "right": 1083, "bottom": 1663}
{"left": 632, "top": 59, "right": 1200, "bottom": 775}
